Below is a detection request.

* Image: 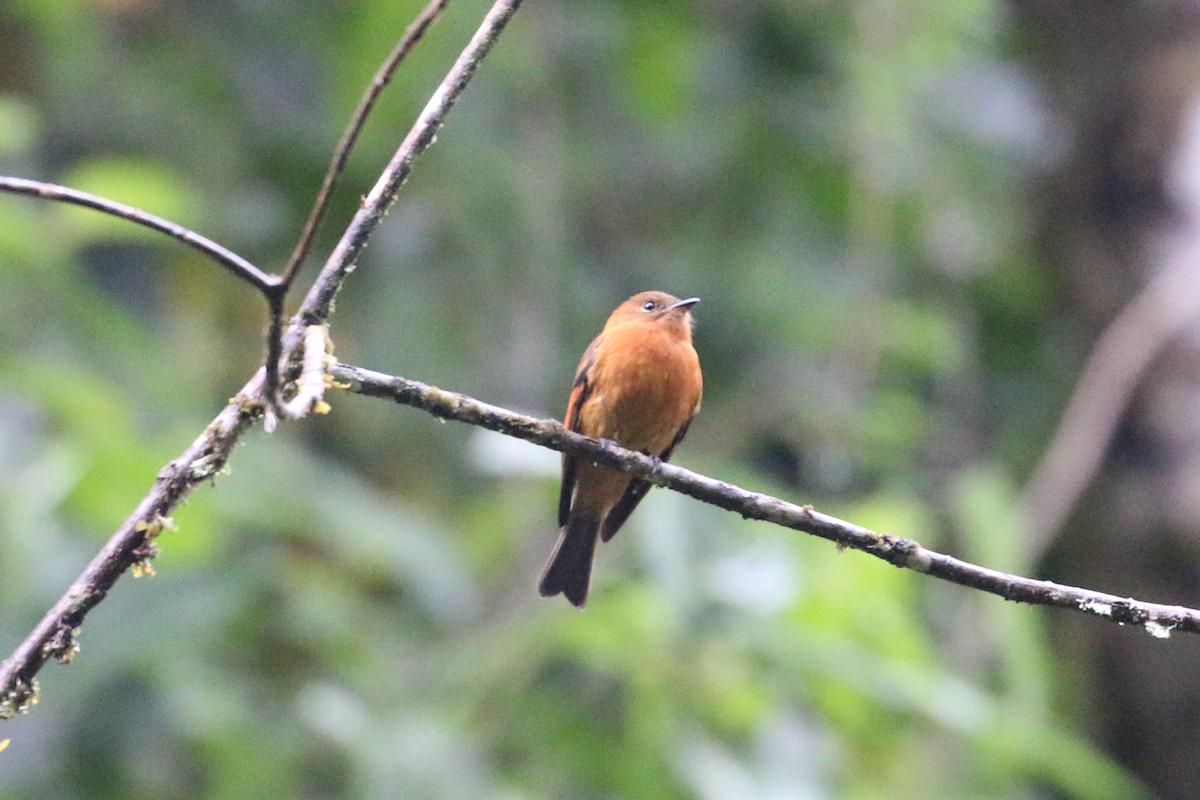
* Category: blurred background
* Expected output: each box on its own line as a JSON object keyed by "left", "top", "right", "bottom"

{"left": 2, "top": 0, "right": 1200, "bottom": 797}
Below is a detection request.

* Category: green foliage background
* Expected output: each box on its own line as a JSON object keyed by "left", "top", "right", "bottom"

{"left": 0, "top": 0, "right": 1147, "bottom": 798}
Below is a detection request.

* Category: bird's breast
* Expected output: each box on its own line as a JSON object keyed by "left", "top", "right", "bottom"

{"left": 579, "top": 323, "right": 702, "bottom": 453}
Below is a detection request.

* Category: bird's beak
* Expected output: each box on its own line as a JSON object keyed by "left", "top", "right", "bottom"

{"left": 668, "top": 297, "right": 700, "bottom": 311}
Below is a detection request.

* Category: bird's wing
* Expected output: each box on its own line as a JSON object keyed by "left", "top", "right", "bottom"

{"left": 600, "top": 418, "right": 693, "bottom": 542}
{"left": 559, "top": 343, "right": 598, "bottom": 527}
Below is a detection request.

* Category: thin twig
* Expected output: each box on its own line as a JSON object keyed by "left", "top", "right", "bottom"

{"left": 0, "top": 176, "right": 278, "bottom": 291}
{"left": 296, "top": 0, "right": 524, "bottom": 325}
{"left": 0, "top": 174, "right": 297, "bottom": 422}
{"left": 329, "top": 361, "right": 1200, "bottom": 639}
{"left": 281, "top": 0, "right": 453, "bottom": 288}
{"left": 0, "top": 174, "right": 296, "bottom": 426}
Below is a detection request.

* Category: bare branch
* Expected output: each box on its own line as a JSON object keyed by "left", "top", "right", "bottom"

{"left": 266, "top": 0, "right": 454, "bottom": 417}
{"left": 0, "top": 0, "right": 525, "bottom": 717}
{"left": 295, "top": 0, "right": 524, "bottom": 325}
{"left": 282, "top": 0, "right": 453, "bottom": 288}
{"left": 0, "top": 176, "right": 278, "bottom": 291}
{"left": 0, "top": 175, "right": 296, "bottom": 421}
{"left": 1, "top": 1, "right": 457, "bottom": 418}
{"left": 329, "top": 361, "right": 1200, "bottom": 640}
{"left": 0, "top": 372, "right": 265, "bottom": 719}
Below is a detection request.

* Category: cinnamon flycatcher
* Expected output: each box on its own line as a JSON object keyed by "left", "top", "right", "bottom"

{"left": 539, "top": 291, "right": 703, "bottom": 607}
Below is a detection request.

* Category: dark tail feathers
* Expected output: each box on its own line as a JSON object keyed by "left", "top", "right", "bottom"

{"left": 538, "top": 513, "right": 600, "bottom": 608}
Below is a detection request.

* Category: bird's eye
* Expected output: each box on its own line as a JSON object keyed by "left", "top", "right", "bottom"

{"left": 642, "top": 300, "right": 658, "bottom": 311}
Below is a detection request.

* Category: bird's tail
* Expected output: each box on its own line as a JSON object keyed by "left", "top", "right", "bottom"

{"left": 538, "top": 513, "right": 601, "bottom": 608}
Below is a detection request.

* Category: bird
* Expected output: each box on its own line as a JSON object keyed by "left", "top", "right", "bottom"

{"left": 539, "top": 291, "right": 703, "bottom": 607}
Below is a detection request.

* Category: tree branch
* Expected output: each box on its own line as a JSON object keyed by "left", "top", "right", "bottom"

{"left": 0, "top": 176, "right": 278, "bottom": 291}
{"left": 295, "top": 0, "right": 524, "bottom": 326}
{"left": 0, "top": 0, "right": 524, "bottom": 719}
{"left": 0, "top": 372, "right": 264, "bottom": 719}
{"left": 270, "top": 0, "right": 521, "bottom": 423}
{"left": 266, "top": 0, "right": 455, "bottom": 419}
{"left": 0, "top": 0, "right": 468, "bottom": 422}
{"left": 281, "top": 0, "right": 453, "bottom": 288}
{"left": 328, "top": 361, "right": 1200, "bottom": 640}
